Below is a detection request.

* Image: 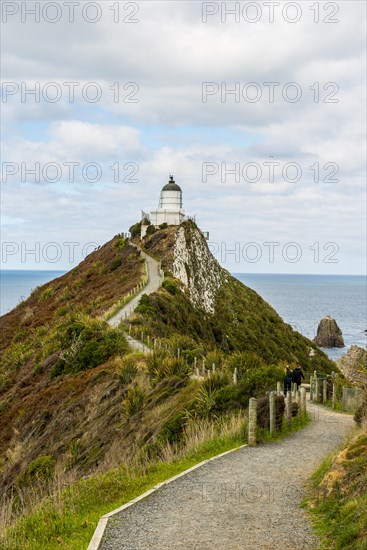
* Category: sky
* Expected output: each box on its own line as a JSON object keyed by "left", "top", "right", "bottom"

{"left": 1, "top": 0, "right": 366, "bottom": 274}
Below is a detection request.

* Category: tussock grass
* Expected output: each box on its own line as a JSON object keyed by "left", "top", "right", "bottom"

{"left": 304, "top": 427, "right": 367, "bottom": 550}
{"left": 0, "top": 411, "right": 247, "bottom": 550}
{"left": 1, "top": 403, "right": 310, "bottom": 550}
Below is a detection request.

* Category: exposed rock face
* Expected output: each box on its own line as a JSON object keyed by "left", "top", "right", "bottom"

{"left": 336, "top": 345, "right": 367, "bottom": 385}
{"left": 171, "top": 223, "right": 228, "bottom": 313}
{"left": 313, "top": 316, "right": 345, "bottom": 348}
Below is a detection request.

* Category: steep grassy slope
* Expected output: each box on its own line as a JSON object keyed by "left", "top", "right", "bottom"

{"left": 0, "top": 235, "right": 144, "bottom": 491}
{"left": 0, "top": 221, "right": 336, "bottom": 545}
{"left": 0, "top": 235, "right": 143, "bottom": 356}
{"left": 306, "top": 428, "right": 367, "bottom": 549}
{"left": 133, "top": 221, "right": 334, "bottom": 372}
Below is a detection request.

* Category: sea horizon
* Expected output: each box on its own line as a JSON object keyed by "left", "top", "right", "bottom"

{"left": 1, "top": 268, "right": 366, "bottom": 276}
{"left": 1, "top": 270, "right": 366, "bottom": 362}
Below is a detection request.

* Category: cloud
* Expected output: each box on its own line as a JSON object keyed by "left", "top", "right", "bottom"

{"left": 1, "top": 0, "right": 366, "bottom": 273}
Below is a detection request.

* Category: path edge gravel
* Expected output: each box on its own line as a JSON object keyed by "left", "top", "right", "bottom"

{"left": 87, "top": 443, "right": 248, "bottom": 550}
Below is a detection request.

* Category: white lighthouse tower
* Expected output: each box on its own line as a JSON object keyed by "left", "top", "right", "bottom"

{"left": 145, "top": 175, "right": 185, "bottom": 231}
{"left": 140, "top": 175, "right": 208, "bottom": 240}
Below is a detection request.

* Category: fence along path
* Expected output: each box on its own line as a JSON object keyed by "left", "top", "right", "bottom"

{"left": 92, "top": 394, "right": 354, "bottom": 550}
{"left": 107, "top": 244, "right": 163, "bottom": 352}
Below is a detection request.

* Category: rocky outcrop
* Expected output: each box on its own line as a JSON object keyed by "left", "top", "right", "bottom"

{"left": 313, "top": 316, "right": 345, "bottom": 348}
{"left": 336, "top": 345, "right": 367, "bottom": 385}
{"left": 171, "top": 224, "right": 228, "bottom": 313}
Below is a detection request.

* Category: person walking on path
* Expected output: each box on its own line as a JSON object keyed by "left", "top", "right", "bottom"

{"left": 283, "top": 366, "right": 293, "bottom": 396}
{"left": 293, "top": 364, "right": 305, "bottom": 389}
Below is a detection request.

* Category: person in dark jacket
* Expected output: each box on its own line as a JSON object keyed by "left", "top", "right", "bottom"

{"left": 283, "top": 366, "right": 293, "bottom": 396}
{"left": 292, "top": 365, "right": 305, "bottom": 389}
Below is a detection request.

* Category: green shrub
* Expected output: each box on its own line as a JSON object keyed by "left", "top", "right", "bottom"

{"left": 109, "top": 258, "right": 122, "bottom": 272}
{"left": 38, "top": 286, "right": 54, "bottom": 303}
{"left": 56, "top": 304, "right": 73, "bottom": 317}
{"left": 157, "top": 413, "right": 186, "bottom": 445}
{"left": 162, "top": 279, "right": 178, "bottom": 295}
{"left": 192, "top": 372, "right": 233, "bottom": 418}
{"left": 224, "top": 351, "right": 263, "bottom": 376}
{"left": 201, "top": 371, "right": 230, "bottom": 393}
{"left": 146, "top": 350, "right": 168, "bottom": 380}
{"left": 58, "top": 287, "right": 73, "bottom": 302}
{"left": 168, "top": 334, "right": 198, "bottom": 353}
{"left": 354, "top": 399, "right": 367, "bottom": 426}
{"left": 118, "top": 357, "right": 138, "bottom": 385}
{"left": 204, "top": 350, "right": 224, "bottom": 369}
{"left": 19, "top": 456, "right": 55, "bottom": 486}
{"left": 181, "top": 349, "right": 202, "bottom": 366}
{"left": 122, "top": 386, "right": 145, "bottom": 419}
{"left": 135, "top": 294, "right": 156, "bottom": 315}
{"left": 51, "top": 317, "right": 128, "bottom": 377}
{"left": 147, "top": 354, "right": 190, "bottom": 385}
{"left": 159, "top": 223, "right": 168, "bottom": 229}
{"left": 1, "top": 342, "right": 32, "bottom": 370}
{"left": 129, "top": 221, "right": 142, "bottom": 239}
{"left": 113, "top": 237, "right": 128, "bottom": 251}
{"left": 146, "top": 225, "right": 156, "bottom": 236}
{"left": 71, "top": 278, "right": 84, "bottom": 290}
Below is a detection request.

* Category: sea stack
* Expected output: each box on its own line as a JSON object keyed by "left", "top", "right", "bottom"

{"left": 313, "top": 315, "right": 345, "bottom": 348}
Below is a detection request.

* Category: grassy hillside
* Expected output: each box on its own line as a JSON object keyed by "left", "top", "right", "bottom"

{"left": 0, "top": 222, "right": 336, "bottom": 547}
{"left": 305, "top": 427, "right": 367, "bottom": 549}
{"left": 0, "top": 235, "right": 144, "bottom": 490}
{"left": 132, "top": 221, "right": 334, "bottom": 372}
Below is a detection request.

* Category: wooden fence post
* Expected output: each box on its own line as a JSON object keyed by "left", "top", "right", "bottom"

{"left": 286, "top": 392, "right": 292, "bottom": 425}
{"left": 212, "top": 363, "right": 216, "bottom": 373}
{"left": 233, "top": 368, "right": 238, "bottom": 385}
{"left": 276, "top": 381, "right": 281, "bottom": 396}
{"left": 248, "top": 397, "right": 257, "bottom": 446}
{"left": 296, "top": 389, "right": 301, "bottom": 409}
{"left": 269, "top": 391, "right": 275, "bottom": 436}
{"left": 309, "top": 375, "right": 313, "bottom": 401}
{"left": 323, "top": 379, "right": 327, "bottom": 404}
{"left": 315, "top": 377, "right": 319, "bottom": 404}
{"left": 332, "top": 381, "right": 337, "bottom": 409}
{"left": 300, "top": 387, "right": 307, "bottom": 412}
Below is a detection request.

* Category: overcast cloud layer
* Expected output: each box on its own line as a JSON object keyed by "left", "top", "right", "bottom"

{"left": 1, "top": 0, "right": 366, "bottom": 274}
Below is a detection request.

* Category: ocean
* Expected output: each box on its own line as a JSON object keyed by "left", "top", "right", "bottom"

{"left": 235, "top": 273, "right": 367, "bottom": 361}
{"left": 0, "top": 270, "right": 65, "bottom": 317}
{"left": 0, "top": 270, "right": 366, "bottom": 361}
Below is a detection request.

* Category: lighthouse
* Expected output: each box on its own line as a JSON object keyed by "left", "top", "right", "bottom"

{"left": 142, "top": 176, "right": 185, "bottom": 236}
{"left": 140, "top": 175, "right": 209, "bottom": 240}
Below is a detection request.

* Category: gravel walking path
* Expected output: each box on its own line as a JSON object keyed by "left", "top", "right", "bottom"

{"left": 108, "top": 246, "right": 163, "bottom": 349}
{"left": 98, "top": 399, "right": 354, "bottom": 550}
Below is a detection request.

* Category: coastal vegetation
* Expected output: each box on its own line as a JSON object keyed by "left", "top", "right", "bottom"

{"left": 0, "top": 222, "right": 339, "bottom": 548}
{"left": 305, "top": 348, "right": 367, "bottom": 550}
{"left": 1, "top": 380, "right": 310, "bottom": 550}
{"left": 305, "top": 426, "right": 367, "bottom": 549}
